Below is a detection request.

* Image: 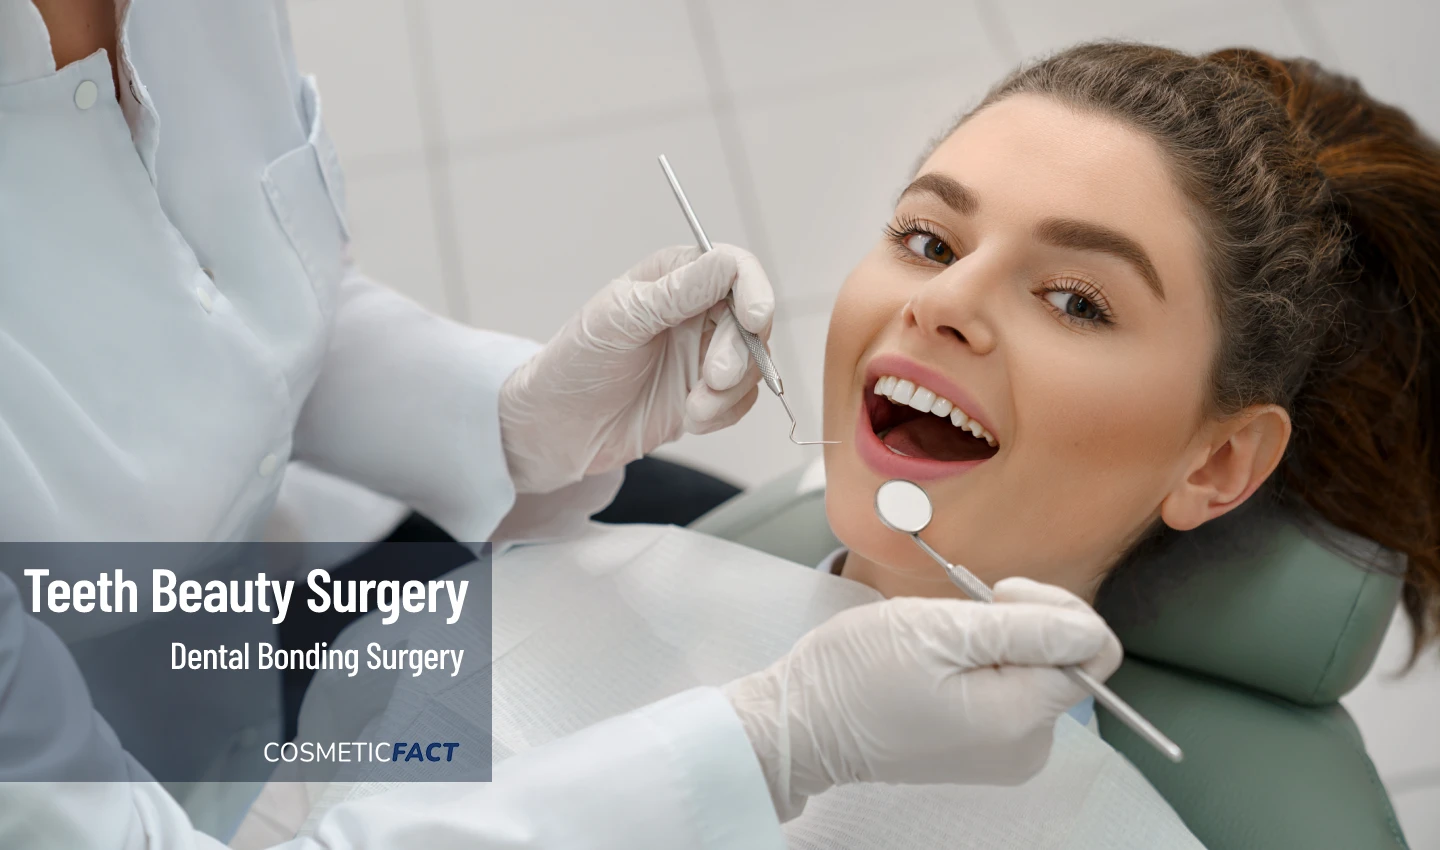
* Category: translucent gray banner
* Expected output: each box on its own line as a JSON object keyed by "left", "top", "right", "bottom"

{"left": 0, "top": 542, "right": 492, "bottom": 783}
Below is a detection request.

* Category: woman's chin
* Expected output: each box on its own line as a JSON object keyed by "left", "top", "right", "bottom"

{"left": 823, "top": 462, "right": 989, "bottom": 593}
{"left": 837, "top": 540, "right": 963, "bottom": 595}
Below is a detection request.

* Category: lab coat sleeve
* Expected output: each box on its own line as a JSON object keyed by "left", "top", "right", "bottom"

{"left": 292, "top": 688, "right": 787, "bottom": 850}
{"left": 292, "top": 268, "right": 621, "bottom": 545}
{"left": 0, "top": 569, "right": 229, "bottom": 850}
{"left": 0, "top": 565, "right": 784, "bottom": 849}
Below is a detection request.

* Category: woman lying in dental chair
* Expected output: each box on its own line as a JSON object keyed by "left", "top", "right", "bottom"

{"left": 239, "top": 40, "right": 1440, "bottom": 849}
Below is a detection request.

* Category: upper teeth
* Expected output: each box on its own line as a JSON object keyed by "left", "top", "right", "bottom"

{"left": 874, "top": 375, "right": 997, "bottom": 447}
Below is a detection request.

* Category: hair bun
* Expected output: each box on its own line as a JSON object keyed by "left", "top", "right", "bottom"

{"left": 1207, "top": 48, "right": 1298, "bottom": 110}
{"left": 973, "top": 41, "right": 1440, "bottom": 659}
{"left": 1217, "top": 48, "right": 1440, "bottom": 658}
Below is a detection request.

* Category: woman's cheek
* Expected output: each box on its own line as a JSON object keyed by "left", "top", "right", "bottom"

{"left": 1009, "top": 354, "right": 1199, "bottom": 563}
{"left": 823, "top": 267, "right": 891, "bottom": 409}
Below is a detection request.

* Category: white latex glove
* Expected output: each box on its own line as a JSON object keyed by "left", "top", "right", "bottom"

{"left": 723, "top": 577, "right": 1124, "bottom": 821}
{"left": 499, "top": 244, "right": 774, "bottom": 494}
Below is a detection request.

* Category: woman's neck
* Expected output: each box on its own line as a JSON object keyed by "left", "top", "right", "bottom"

{"left": 837, "top": 549, "right": 1106, "bottom": 603}
{"left": 31, "top": 0, "right": 120, "bottom": 91}
{"left": 837, "top": 550, "right": 978, "bottom": 601}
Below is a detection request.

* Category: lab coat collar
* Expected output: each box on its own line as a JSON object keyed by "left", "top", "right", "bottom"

{"left": 112, "top": 0, "right": 161, "bottom": 180}
{"left": 0, "top": 0, "right": 56, "bottom": 83}
{"left": 0, "top": 1, "right": 159, "bottom": 178}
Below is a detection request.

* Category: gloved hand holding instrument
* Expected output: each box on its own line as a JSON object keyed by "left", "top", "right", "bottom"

{"left": 725, "top": 578, "right": 1124, "bottom": 821}
{"left": 499, "top": 241, "right": 774, "bottom": 495}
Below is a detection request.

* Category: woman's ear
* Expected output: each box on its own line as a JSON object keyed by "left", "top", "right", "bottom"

{"left": 1160, "top": 404, "right": 1291, "bottom": 532}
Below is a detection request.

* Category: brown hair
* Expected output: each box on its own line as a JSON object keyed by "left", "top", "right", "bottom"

{"left": 962, "top": 42, "right": 1440, "bottom": 659}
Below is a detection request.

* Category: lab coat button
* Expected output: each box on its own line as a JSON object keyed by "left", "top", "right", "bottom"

{"left": 195, "top": 286, "right": 215, "bottom": 314}
{"left": 74, "top": 80, "right": 99, "bottom": 110}
{"left": 258, "top": 454, "right": 280, "bottom": 477}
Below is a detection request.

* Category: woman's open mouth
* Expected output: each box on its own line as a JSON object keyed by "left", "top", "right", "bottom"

{"left": 854, "top": 359, "right": 1000, "bottom": 481}
{"left": 869, "top": 374, "right": 1000, "bottom": 460}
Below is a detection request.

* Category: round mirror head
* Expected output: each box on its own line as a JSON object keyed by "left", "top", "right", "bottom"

{"left": 874, "top": 479, "right": 933, "bottom": 534}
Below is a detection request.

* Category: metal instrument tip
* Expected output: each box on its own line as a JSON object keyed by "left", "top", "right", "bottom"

{"left": 779, "top": 394, "right": 839, "bottom": 446}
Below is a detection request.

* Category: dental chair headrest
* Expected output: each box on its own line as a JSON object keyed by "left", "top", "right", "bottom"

{"left": 1098, "top": 500, "right": 1404, "bottom": 705}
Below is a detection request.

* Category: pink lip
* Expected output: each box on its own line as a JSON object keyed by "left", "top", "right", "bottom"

{"left": 863, "top": 352, "right": 998, "bottom": 439}
{"left": 854, "top": 353, "right": 998, "bottom": 481}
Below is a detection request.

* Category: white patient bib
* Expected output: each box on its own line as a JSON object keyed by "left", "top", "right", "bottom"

{"left": 300, "top": 523, "right": 1202, "bottom": 849}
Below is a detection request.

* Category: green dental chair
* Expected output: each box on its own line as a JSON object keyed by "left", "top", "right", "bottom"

{"left": 689, "top": 461, "right": 1410, "bottom": 849}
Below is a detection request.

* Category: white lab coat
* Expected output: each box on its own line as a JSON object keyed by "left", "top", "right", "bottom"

{"left": 0, "top": 1, "right": 783, "bottom": 847}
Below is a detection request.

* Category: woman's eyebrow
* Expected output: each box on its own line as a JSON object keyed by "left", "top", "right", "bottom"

{"left": 897, "top": 173, "right": 979, "bottom": 216}
{"left": 1034, "top": 217, "right": 1166, "bottom": 301}
{"left": 897, "top": 176, "right": 1166, "bottom": 301}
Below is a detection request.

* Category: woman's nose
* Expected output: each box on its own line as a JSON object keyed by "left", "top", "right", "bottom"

{"left": 903, "top": 264, "right": 998, "bottom": 355}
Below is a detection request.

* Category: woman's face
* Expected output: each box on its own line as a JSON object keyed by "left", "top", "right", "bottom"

{"left": 822, "top": 94, "right": 1219, "bottom": 600}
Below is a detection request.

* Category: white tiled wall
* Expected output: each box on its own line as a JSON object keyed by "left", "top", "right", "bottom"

{"left": 341, "top": 166, "right": 450, "bottom": 315}
{"left": 699, "top": 0, "right": 1004, "bottom": 93}
{"left": 446, "top": 113, "right": 745, "bottom": 342}
{"left": 427, "top": 1, "right": 710, "bottom": 141}
{"left": 287, "top": 0, "right": 426, "bottom": 163}
{"left": 1343, "top": 612, "right": 1440, "bottom": 847}
{"left": 286, "top": 2, "right": 1440, "bottom": 840}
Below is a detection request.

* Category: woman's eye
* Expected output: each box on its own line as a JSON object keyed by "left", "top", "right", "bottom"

{"left": 903, "top": 232, "right": 956, "bottom": 265}
{"left": 1044, "top": 290, "right": 1104, "bottom": 322}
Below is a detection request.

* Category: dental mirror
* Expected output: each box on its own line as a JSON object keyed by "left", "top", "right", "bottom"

{"left": 874, "top": 478, "right": 1184, "bottom": 763}
{"left": 875, "top": 479, "right": 994, "bottom": 602}
{"left": 874, "top": 478, "right": 934, "bottom": 534}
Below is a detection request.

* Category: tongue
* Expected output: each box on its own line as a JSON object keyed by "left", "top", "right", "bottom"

{"left": 881, "top": 416, "right": 995, "bottom": 462}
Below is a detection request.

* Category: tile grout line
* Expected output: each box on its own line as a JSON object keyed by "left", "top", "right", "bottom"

{"left": 442, "top": 99, "right": 709, "bottom": 162}
{"left": 1281, "top": 0, "right": 1340, "bottom": 67}
{"left": 340, "top": 150, "right": 429, "bottom": 181}
{"left": 681, "top": 0, "right": 786, "bottom": 270}
{"left": 683, "top": 0, "right": 817, "bottom": 429}
{"left": 778, "top": 293, "right": 841, "bottom": 318}
{"left": 974, "top": 0, "right": 1024, "bottom": 66}
{"left": 403, "top": 0, "right": 471, "bottom": 323}
{"left": 344, "top": 54, "right": 984, "bottom": 182}
{"left": 1386, "top": 763, "right": 1440, "bottom": 796}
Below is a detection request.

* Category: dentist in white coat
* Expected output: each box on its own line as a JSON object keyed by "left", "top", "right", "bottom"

{"left": 0, "top": 2, "right": 1126, "bottom": 848}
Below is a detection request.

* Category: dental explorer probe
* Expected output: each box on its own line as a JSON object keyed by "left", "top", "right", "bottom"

{"left": 657, "top": 155, "right": 837, "bottom": 446}
{"left": 873, "top": 479, "right": 1185, "bottom": 764}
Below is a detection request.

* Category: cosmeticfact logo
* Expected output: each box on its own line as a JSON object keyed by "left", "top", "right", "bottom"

{"left": 264, "top": 741, "right": 462, "bottom": 764}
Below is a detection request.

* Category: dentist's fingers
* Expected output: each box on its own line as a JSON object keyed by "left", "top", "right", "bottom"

{"left": 702, "top": 307, "right": 770, "bottom": 391}
{"left": 993, "top": 577, "right": 1093, "bottom": 614}
{"left": 623, "top": 244, "right": 704, "bottom": 283}
{"left": 913, "top": 600, "right": 1113, "bottom": 671}
{"left": 687, "top": 386, "right": 760, "bottom": 436}
{"left": 616, "top": 250, "right": 739, "bottom": 342}
{"left": 686, "top": 365, "right": 761, "bottom": 434}
{"left": 993, "top": 578, "right": 1123, "bottom": 681}
{"left": 957, "top": 665, "right": 1093, "bottom": 742}
{"left": 712, "top": 243, "right": 775, "bottom": 335}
